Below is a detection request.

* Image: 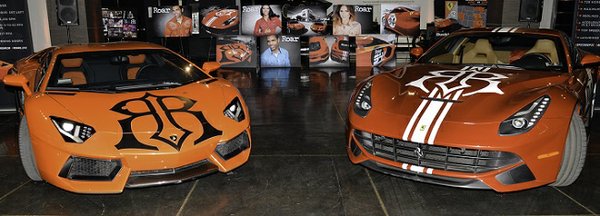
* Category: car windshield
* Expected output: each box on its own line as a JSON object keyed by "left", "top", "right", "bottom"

{"left": 46, "top": 49, "right": 210, "bottom": 92}
{"left": 418, "top": 33, "right": 567, "bottom": 71}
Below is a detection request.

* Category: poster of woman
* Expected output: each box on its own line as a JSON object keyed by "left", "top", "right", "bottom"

{"left": 241, "top": 5, "right": 282, "bottom": 36}
{"left": 331, "top": 5, "right": 376, "bottom": 36}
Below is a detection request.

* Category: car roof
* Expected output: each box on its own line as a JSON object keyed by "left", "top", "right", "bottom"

{"left": 453, "top": 27, "right": 563, "bottom": 37}
{"left": 50, "top": 42, "right": 166, "bottom": 56}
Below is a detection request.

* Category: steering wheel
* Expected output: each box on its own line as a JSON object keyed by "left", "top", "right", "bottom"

{"left": 135, "top": 64, "right": 160, "bottom": 80}
{"left": 511, "top": 53, "right": 553, "bottom": 69}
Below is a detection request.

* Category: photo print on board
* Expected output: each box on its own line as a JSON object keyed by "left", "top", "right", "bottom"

{"left": 284, "top": 5, "right": 328, "bottom": 36}
{"left": 241, "top": 5, "right": 283, "bottom": 36}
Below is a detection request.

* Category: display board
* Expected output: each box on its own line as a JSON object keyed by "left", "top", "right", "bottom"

{"left": 380, "top": 3, "right": 420, "bottom": 36}
{"left": 331, "top": 5, "right": 376, "bottom": 36}
{"left": 216, "top": 35, "right": 257, "bottom": 68}
{"left": 309, "top": 36, "right": 350, "bottom": 68}
{"left": 456, "top": 0, "right": 487, "bottom": 28}
{"left": 356, "top": 34, "right": 396, "bottom": 67}
{"left": 196, "top": 1, "right": 239, "bottom": 36}
{"left": 0, "top": 0, "right": 33, "bottom": 63}
{"left": 148, "top": 5, "right": 193, "bottom": 37}
{"left": 259, "top": 35, "right": 301, "bottom": 68}
{"left": 241, "top": 5, "right": 282, "bottom": 36}
{"left": 573, "top": 0, "right": 600, "bottom": 54}
{"left": 284, "top": 5, "right": 328, "bottom": 36}
{"left": 102, "top": 9, "right": 137, "bottom": 39}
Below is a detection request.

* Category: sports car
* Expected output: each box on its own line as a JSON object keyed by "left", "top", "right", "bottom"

{"left": 310, "top": 22, "right": 327, "bottom": 34}
{"left": 202, "top": 8, "right": 239, "bottom": 34}
{"left": 347, "top": 28, "right": 600, "bottom": 192}
{"left": 355, "top": 36, "right": 396, "bottom": 67}
{"left": 216, "top": 40, "right": 253, "bottom": 65}
{"left": 1, "top": 42, "right": 252, "bottom": 193}
{"left": 309, "top": 36, "right": 329, "bottom": 63}
{"left": 286, "top": 21, "right": 308, "bottom": 35}
{"left": 382, "top": 6, "right": 420, "bottom": 36}
{"left": 330, "top": 36, "right": 350, "bottom": 63}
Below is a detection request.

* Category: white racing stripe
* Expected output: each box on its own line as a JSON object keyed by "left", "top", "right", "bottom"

{"left": 509, "top": 27, "right": 519, "bottom": 33}
{"left": 205, "top": 17, "right": 217, "bottom": 26}
{"left": 492, "top": 27, "right": 501, "bottom": 32}
{"left": 498, "top": 27, "right": 512, "bottom": 32}
{"left": 403, "top": 88, "right": 438, "bottom": 140}
{"left": 410, "top": 165, "right": 425, "bottom": 173}
{"left": 402, "top": 163, "right": 409, "bottom": 169}
{"left": 426, "top": 168, "right": 433, "bottom": 174}
{"left": 427, "top": 89, "right": 464, "bottom": 144}
{"left": 411, "top": 98, "right": 444, "bottom": 143}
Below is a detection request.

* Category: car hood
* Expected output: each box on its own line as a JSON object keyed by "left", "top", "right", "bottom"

{"left": 370, "top": 64, "right": 570, "bottom": 123}
{"left": 46, "top": 80, "right": 228, "bottom": 135}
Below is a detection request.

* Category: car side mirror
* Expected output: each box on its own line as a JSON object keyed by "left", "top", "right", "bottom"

{"left": 410, "top": 47, "right": 424, "bottom": 60}
{"left": 202, "top": 62, "right": 221, "bottom": 75}
{"left": 0, "top": 61, "right": 12, "bottom": 80}
{"left": 581, "top": 53, "right": 600, "bottom": 67}
{"left": 3, "top": 74, "right": 32, "bottom": 96}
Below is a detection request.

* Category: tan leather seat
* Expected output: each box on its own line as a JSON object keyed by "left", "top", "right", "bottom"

{"left": 462, "top": 39, "right": 498, "bottom": 64}
{"left": 127, "top": 54, "right": 146, "bottom": 79}
{"left": 525, "top": 39, "right": 559, "bottom": 64}
{"left": 61, "top": 58, "right": 86, "bottom": 85}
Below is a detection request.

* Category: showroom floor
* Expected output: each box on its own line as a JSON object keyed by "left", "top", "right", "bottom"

{"left": 0, "top": 68, "right": 599, "bottom": 215}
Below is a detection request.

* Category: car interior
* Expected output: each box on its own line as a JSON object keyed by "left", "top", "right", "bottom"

{"left": 426, "top": 35, "right": 564, "bottom": 70}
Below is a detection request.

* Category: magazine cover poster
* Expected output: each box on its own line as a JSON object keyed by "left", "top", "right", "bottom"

{"left": 103, "top": 9, "right": 138, "bottom": 38}
{"left": 241, "top": 5, "right": 282, "bottom": 36}
{"left": 149, "top": 5, "right": 193, "bottom": 37}
{"left": 284, "top": 5, "right": 328, "bottom": 36}
{"left": 259, "top": 35, "right": 301, "bottom": 68}
{"left": 309, "top": 36, "right": 350, "bottom": 68}
{"left": 331, "top": 5, "right": 376, "bottom": 36}
{"left": 216, "top": 35, "right": 258, "bottom": 68}
{"left": 356, "top": 34, "right": 396, "bottom": 67}
{"left": 380, "top": 3, "right": 420, "bottom": 36}
{"left": 196, "top": 1, "right": 239, "bottom": 36}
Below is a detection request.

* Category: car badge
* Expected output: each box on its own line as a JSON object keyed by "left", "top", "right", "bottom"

{"left": 414, "top": 147, "right": 424, "bottom": 158}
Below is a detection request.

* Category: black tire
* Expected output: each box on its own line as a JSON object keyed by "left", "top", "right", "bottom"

{"left": 551, "top": 111, "right": 587, "bottom": 186}
{"left": 19, "top": 116, "right": 42, "bottom": 181}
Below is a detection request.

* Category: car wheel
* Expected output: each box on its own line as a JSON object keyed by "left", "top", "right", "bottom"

{"left": 551, "top": 111, "right": 587, "bottom": 187}
{"left": 19, "top": 116, "right": 42, "bottom": 181}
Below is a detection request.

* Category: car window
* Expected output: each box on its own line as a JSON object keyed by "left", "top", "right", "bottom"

{"left": 45, "top": 49, "right": 210, "bottom": 92}
{"left": 34, "top": 48, "right": 55, "bottom": 91}
{"left": 418, "top": 33, "right": 568, "bottom": 71}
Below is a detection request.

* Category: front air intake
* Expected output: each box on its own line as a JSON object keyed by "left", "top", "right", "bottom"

{"left": 59, "top": 156, "right": 121, "bottom": 181}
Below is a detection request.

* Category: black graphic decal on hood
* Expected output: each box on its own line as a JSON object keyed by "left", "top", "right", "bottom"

{"left": 111, "top": 93, "right": 223, "bottom": 151}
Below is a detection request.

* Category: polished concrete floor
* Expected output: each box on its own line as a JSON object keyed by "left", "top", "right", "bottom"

{"left": 0, "top": 67, "right": 599, "bottom": 215}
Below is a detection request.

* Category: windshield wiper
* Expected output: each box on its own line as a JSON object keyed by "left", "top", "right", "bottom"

{"left": 114, "top": 81, "right": 182, "bottom": 91}
{"left": 46, "top": 86, "right": 80, "bottom": 91}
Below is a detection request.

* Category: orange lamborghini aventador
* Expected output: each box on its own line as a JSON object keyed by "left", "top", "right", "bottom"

{"left": 1, "top": 42, "right": 251, "bottom": 194}
{"left": 347, "top": 28, "right": 600, "bottom": 192}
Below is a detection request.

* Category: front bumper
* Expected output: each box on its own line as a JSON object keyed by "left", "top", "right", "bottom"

{"left": 32, "top": 128, "right": 251, "bottom": 194}
{"left": 346, "top": 125, "right": 564, "bottom": 192}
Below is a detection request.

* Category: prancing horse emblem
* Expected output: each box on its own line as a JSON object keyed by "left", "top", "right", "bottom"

{"left": 414, "top": 147, "right": 424, "bottom": 158}
{"left": 111, "top": 93, "right": 223, "bottom": 151}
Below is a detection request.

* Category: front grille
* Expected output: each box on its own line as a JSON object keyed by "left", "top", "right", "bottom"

{"left": 354, "top": 130, "right": 520, "bottom": 173}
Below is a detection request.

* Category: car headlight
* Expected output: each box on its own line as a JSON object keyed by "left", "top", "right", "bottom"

{"left": 51, "top": 117, "right": 95, "bottom": 143}
{"left": 224, "top": 97, "right": 245, "bottom": 122}
{"left": 499, "top": 96, "right": 551, "bottom": 135}
{"left": 353, "top": 81, "right": 373, "bottom": 117}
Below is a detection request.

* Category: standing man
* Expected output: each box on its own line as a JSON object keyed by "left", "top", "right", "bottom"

{"left": 261, "top": 34, "right": 290, "bottom": 67}
{"left": 164, "top": 5, "right": 192, "bottom": 37}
